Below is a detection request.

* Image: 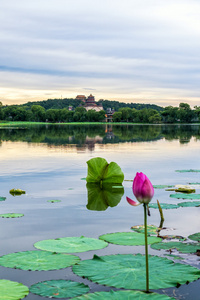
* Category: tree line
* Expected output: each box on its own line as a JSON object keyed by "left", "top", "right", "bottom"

{"left": 0, "top": 100, "right": 200, "bottom": 123}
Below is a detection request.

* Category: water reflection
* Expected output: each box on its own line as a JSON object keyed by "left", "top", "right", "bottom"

{"left": 0, "top": 124, "right": 200, "bottom": 151}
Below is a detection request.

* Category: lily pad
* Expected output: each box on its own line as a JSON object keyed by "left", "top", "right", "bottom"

{"left": 153, "top": 185, "right": 174, "bottom": 189}
{"left": 188, "top": 232, "right": 200, "bottom": 242}
{"left": 9, "top": 188, "right": 26, "bottom": 196}
{"left": 175, "top": 169, "right": 200, "bottom": 172}
{"left": 47, "top": 200, "right": 61, "bottom": 203}
{"left": 34, "top": 236, "right": 108, "bottom": 253}
{"left": 86, "top": 183, "right": 124, "bottom": 211}
{"left": 72, "top": 254, "right": 200, "bottom": 290}
{"left": 0, "top": 279, "right": 29, "bottom": 300}
{"left": 149, "top": 203, "right": 178, "bottom": 209}
{"left": 0, "top": 250, "right": 80, "bottom": 271}
{"left": 86, "top": 157, "right": 124, "bottom": 184}
{"left": 131, "top": 225, "right": 158, "bottom": 236}
{"left": 70, "top": 290, "right": 176, "bottom": 299}
{"left": 30, "top": 280, "right": 89, "bottom": 298}
{"left": 0, "top": 213, "right": 24, "bottom": 218}
{"left": 170, "top": 193, "right": 200, "bottom": 200}
{"left": 151, "top": 241, "right": 200, "bottom": 253}
{"left": 178, "top": 201, "right": 200, "bottom": 207}
{"left": 99, "top": 232, "right": 161, "bottom": 246}
{"left": 0, "top": 197, "right": 6, "bottom": 201}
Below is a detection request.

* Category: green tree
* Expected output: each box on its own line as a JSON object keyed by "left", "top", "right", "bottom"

{"left": 31, "top": 105, "right": 46, "bottom": 122}
{"left": 178, "top": 103, "right": 193, "bottom": 123}
{"left": 112, "top": 111, "right": 122, "bottom": 122}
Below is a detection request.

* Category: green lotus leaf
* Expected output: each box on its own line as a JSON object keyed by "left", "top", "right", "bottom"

{"left": 175, "top": 169, "right": 200, "bottom": 172}
{"left": 71, "top": 290, "right": 176, "bottom": 300}
{"left": 0, "top": 250, "right": 80, "bottom": 271}
{"left": 0, "top": 213, "right": 24, "bottom": 218}
{"left": 86, "top": 183, "right": 124, "bottom": 211}
{"left": 131, "top": 224, "right": 158, "bottom": 236}
{"left": 188, "top": 182, "right": 200, "bottom": 185}
{"left": 99, "top": 232, "right": 161, "bottom": 246}
{"left": 47, "top": 199, "right": 61, "bottom": 203}
{"left": 86, "top": 157, "right": 124, "bottom": 184}
{"left": 30, "top": 280, "right": 89, "bottom": 298}
{"left": 149, "top": 203, "right": 178, "bottom": 209}
{"left": 153, "top": 185, "right": 174, "bottom": 189}
{"left": 188, "top": 232, "right": 200, "bottom": 242}
{"left": 178, "top": 201, "right": 200, "bottom": 207}
{"left": 0, "top": 280, "right": 29, "bottom": 300}
{"left": 151, "top": 241, "right": 200, "bottom": 253}
{"left": 34, "top": 236, "right": 108, "bottom": 253}
{"left": 170, "top": 193, "right": 200, "bottom": 200}
{"left": 174, "top": 188, "right": 195, "bottom": 193}
{"left": 9, "top": 188, "right": 26, "bottom": 196}
{"left": 0, "top": 197, "right": 6, "bottom": 201}
{"left": 72, "top": 254, "right": 200, "bottom": 290}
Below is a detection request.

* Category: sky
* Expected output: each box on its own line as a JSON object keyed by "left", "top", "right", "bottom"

{"left": 0, "top": 0, "right": 200, "bottom": 107}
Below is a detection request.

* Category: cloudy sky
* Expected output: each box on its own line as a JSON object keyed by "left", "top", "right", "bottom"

{"left": 1, "top": 0, "right": 200, "bottom": 107}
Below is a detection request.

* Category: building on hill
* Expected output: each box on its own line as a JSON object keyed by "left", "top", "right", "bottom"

{"left": 75, "top": 95, "right": 86, "bottom": 102}
{"left": 83, "top": 94, "right": 104, "bottom": 112}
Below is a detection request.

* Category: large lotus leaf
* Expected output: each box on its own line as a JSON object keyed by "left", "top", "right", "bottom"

{"left": 99, "top": 232, "right": 161, "bottom": 245}
{"left": 86, "top": 183, "right": 124, "bottom": 211}
{"left": 0, "top": 213, "right": 24, "bottom": 218}
{"left": 0, "top": 279, "right": 29, "bottom": 299}
{"left": 0, "top": 197, "right": 6, "bottom": 201}
{"left": 72, "top": 254, "right": 200, "bottom": 290}
{"left": 149, "top": 203, "right": 178, "bottom": 209}
{"left": 86, "top": 157, "right": 124, "bottom": 184}
{"left": 153, "top": 185, "right": 174, "bottom": 189}
{"left": 170, "top": 193, "right": 200, "bottom": 200}
{"left": 188, "top": 232, "right": 200, "bottom": 242}
{"left": 178, "top": 201, "right": 200, "bottom": 207}
{"left": 151, "top": 241, "right": 200, "bottom": 253}
{"left": 131, "top": 225, "right": 158, "bottom": 236}
{"left": 34, "top": 236, "right": 108, "bottom": 253}
{"left": 70, "top": 290, "right": 175, "bottom": 300}
{"left": 175, "top": 169, "right": 200, "bottom": 172}
{"left": 0, "top": 250, "right": 80, "bottom": 271}
{"left": 30, "top": 280, "right": 89, "bottom": 298}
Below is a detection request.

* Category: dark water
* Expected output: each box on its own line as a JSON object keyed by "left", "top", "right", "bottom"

{"left": 0, "top": 124, "right": 199, "bottom": 299}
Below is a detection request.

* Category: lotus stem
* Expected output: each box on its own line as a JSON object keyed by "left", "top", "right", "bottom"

{"left": 144, "top": 203, "right": 149, "bottom": 292}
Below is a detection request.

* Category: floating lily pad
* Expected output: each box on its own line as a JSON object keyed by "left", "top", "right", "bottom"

{"left": 188, "top": 182, "right": 200, "bottom": 185}
{"left": 0, "top": 250, "right": 80, "bottom": 271}
{"left": 47, "top": 200, "right": 61, "bottom": 203}
{"left": 170, "top": 193, "right": 200, "bottom": 200}
{"left": 0, "top": 197, "right": 6, "bottom": 201}
{"left": 30, "top": 280, "right": 89, "bottom": 298}
{"left": 151, "top": 241, "right": 200, "bottom": 253}
{"left": 72, "top": 254, "right": 200, "bottom": 290}
{"left": 0, "top": 279, "right": 29, "bottom": 300}
{"left": 99, "top": 232, "right": 161, "bottom": 246}
{"left": 149, "top": 203, "right": 178, "bottom": 209}
{"left": 188, "top": 233, "right": 200, "bottom": 242}
{"left": 0, "top": 213, "right": 24, "bottom": 218}
{"left": 175, "top": 169, "right": 200, "bottom": 172}
{"left": 9, "top": 188, "right": 26, "bottom": 196}
{"left": 178, "top": 201, "right": 200, "bottom": 207}
{"left": 86, "top": 183, "right": 124, "bottom": 211}
{"left": 131, "top": 225, "right": 158, "bottom": 236}
{"left": 153, "top": 185, "right": 174, "bottom": 189}
{"left": 86, "top": 157, "right": 124, "bottom": 184}
{"left": 34, "top": 236, "right": 108, "bottom": 253}
{"left": 174, "top": 188, "right": 195, "bottom": 193}
{"left": 70, "top": 290, "right": 176, "bottom": 299}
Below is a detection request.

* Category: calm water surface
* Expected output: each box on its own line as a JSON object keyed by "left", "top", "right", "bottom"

{"left": 0, "top": 124, "right": 199, "bottom": 299}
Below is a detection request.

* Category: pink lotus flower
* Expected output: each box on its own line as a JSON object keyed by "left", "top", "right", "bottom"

{"left": 126, "top": 172, "right": 154, "bottom": 206}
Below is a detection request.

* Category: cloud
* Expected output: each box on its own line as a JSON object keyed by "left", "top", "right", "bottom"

{"left": 0, "top": 0, "right": 200, "bottom": 106}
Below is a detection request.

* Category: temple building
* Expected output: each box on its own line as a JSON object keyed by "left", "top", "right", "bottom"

{"left": 75, "top": 95, "right": 86, "bottom": 102}
{"left": 75, "top": 94, "right": 104, "bottom": 112}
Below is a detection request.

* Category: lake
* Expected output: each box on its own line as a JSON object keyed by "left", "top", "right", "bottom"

{"left": 0, "top": 124, "right": 199, "bottom": 299}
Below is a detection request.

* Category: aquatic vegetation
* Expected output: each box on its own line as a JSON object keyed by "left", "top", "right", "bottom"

{"left": 0, "top": 250, "right": 80, "bottom": 271}
{"left": 0, "top": 213, "right": 24, "bottom": 218}
{"left": 149, "top": 203, "right": 178, "bottom": 209}
{"left": 0, "top": 197, "right": 6, "bottom": 201}
{"left": 9, "top": 188, "right": 26, "bottom": 196}
{"left": 34, "top": 236, "right": 108, "bottom": 253}
{"left": 151, "top": 241, "right": 200, "bottom": 254}
{"left": 99, "top": 231, "right": 161, "bottom": 246}
{"left": 170, "top": 193, "right": 200, "bottom": 200}
{"left": 0, "top": 279, "right": 29, "bottom": 300}
{"left": 30, "top": 280, "right": 89, "bottom": 298}
{"left": 188, "top": 232, "right": 200, "bottom": 242}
